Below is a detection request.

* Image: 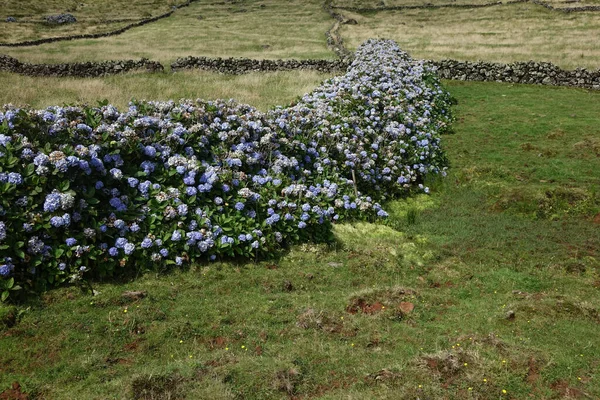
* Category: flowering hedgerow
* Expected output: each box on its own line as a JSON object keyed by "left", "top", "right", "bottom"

{"left": 0, "top": 40, "right": 453, "bottom": 297}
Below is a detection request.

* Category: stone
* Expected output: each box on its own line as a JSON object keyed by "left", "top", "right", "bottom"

{"left": 45, "top": 13, "right": 77, "bottom": 24}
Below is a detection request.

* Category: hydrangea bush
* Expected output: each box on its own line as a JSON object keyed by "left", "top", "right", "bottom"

{"left": 0, "top": 39, "right": 453, "bottom": 298}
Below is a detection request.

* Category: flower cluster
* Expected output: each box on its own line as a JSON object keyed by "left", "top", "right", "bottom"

{"left": 0, "top": 40, "right": 453, "bottom": 294}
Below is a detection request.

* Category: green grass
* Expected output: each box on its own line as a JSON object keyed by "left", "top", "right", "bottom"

{"left": 2, "top": 81, "right": 599, "bottom": 399}
{"left": 0, "top": 69, "right": 332, "bottom": 111}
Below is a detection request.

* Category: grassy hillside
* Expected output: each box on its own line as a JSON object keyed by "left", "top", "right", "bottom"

{"left": 0, "top": 0, "right": 334, "bottom": 63}
{"left": 1, "top": 81, "right": 599, "bottom": 399}
{"left": 339, "top": 2, "right": 600, "bottom": 69}
{"left": 333, "top": 0, "right": 600, "bottom": 8}
{"left": 0, "top": 0, "right": 188, "bottom": 43}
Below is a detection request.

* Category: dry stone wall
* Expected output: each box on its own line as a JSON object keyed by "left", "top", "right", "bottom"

{"left": 0, "top": 55, "right": 164, "bottom": 77}
{"left": 170, "top": 56, "right": 349, "bottom": 74}
{"left": 430, "top": 59, "right": 600, "bottom": 90}
{"left": 1, "top": 53, "right": 598, "bottom": 90}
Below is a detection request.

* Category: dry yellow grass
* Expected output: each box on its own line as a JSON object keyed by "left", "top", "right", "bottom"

{"left": 332, "top": 0, "right": 600, "bottom": 8}
{"left": 0, "top": 69, "right": 332, "bottom": 111}
{"left": 0, "top": 0, "right": 187, "bottom": 43}
{"left": 339, "top": 3, "right": 600, "bottom": 69}
{"left": 1, "top": 0, "right": 334, "bottom": 64}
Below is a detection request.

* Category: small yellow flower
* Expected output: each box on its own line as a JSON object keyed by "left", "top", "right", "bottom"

{"left": 502, "top": 360, "right": 506, "bottom": 364}
{"left": 179, "top": 340, "right": 183, "bottom": 343}
{"left": 123, "top": 309, "right": 127, "bottom": 313}
{"left": 456, "top": 343, "right": 460, "bottom": 347}
{"left": 340, "top": 316, "right": 344, "bottom": 320}
{"left": 502, "top": 389, "right": 507, "bottom": 394}
{"left": 418, "top": 385, "right": 422, "bottom": 388}
{"left": 578, "top": 377, "right": 582, "bottom": 381}
{"left": 483, "top": 378, "right": 487, "bottom": 383}
{"left": 464, "top": 363, "right": 468, "bottom": 366}
{"left": 189, "top": 355, "right": 193, "bottom": 358}
{"left": 225, "top": 347, "right": 229, "bottom": 351}
{"left": 468, "top": 387, "right": 473, "bottom": 391}
{"left": 241, "top": 345, "right": 246, "bottom": 349}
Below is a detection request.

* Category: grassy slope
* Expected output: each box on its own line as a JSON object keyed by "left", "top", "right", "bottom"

{"left": 339, "top": 3, "right": 600, "bottom": 70}
{"left": 0, "top": 70, "right": 332, "bottom": 111}
{"left": 0, "top": 0, "right": 189, "bottom": 43}
{"left": 333, "top": 0, "right": 600, "bottom": 8}
{"left": 1, "top": 0, "right": 334, "bottom": 64}
{"left": 1, "top": 81, "right": 599, "bottom": 399}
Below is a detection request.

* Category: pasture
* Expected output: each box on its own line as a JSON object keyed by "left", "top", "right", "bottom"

{"left": 1, "top": 0, "right": 599, "bottom": 399}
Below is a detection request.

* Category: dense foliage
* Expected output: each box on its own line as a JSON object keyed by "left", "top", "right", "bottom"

{"left": 0, "top": 39, "right": 453, "bottom": 298}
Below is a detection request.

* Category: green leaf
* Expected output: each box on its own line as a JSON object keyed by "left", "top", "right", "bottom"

{"left": 25, "top": 163, "right": 35, "bottom": 176}
{"left": 1, "top": 291, "right": 8, "bottom": 302}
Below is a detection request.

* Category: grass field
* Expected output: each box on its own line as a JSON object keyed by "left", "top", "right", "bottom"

{"left": 339, "top": 2, "right": 600, "bottom": 69}
{"left": 0, "top": 0, "right": 188, "bottom": 43}
{"left": 0, "top": 0, "right": 334, "bottom": 64}
{"left": 332, "top": 0, "right": 600, "bottom": 8}
{"left": 2, "top": 0, "right": 600, "bottom": 398}
{"left": 1, "top": 81, "right": 599, "bottom": 399}
{"left": 0, "top": 70, "right": 331, "bottom": 111}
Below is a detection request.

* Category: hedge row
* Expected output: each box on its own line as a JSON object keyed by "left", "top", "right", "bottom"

{"left": 0, "top": 40, "right": 453, "bottom": 299}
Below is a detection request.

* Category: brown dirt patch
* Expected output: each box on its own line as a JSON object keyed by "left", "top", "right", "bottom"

{"left": 0, "top": 382, "right": 29, "bottom": 400}
{"left": 346, "top": 286, "right": 417, "bottom": 316}
{"left": 550, "top": 379, "right": 587, "bottom": 399}
{"left": 206, "top": 336, "right": 227, "bottom": 350}
{"left": 346, "top": 299, "right": 384, "bottom": 315}
{"left": 526, "top": 357, "right": 541, "bottom": 385}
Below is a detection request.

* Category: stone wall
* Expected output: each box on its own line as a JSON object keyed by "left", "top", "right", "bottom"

{"left": 170, "top": 56, "right": 349, "bottom": 74}
{"left": 1, "top": 53, "right": 598, "bottom": 90}
{"left": 332, "top": 1, "right": 505, "bottom": 12}
{"left": 530, "top": 0, "right": 600, "bottom": 12}
{"left": 0, "top": 55, "right": 164, "bottom": 77}
{"left": 430, "top": 59, "right": 600, "bottom": 90}
{"left": 324, "top": 1, "right": 354, "bottom": 60}
{"left": 332, "top": 0, "right": 599, "bottom": 12}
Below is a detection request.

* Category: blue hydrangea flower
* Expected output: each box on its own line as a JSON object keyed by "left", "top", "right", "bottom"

{"left": 124, "top": 243, "right": 135, "bottom": 255}
{"left": 43, "top": 193, "right": 62, "bottom": 212}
